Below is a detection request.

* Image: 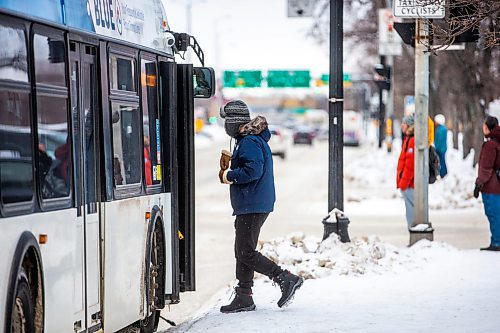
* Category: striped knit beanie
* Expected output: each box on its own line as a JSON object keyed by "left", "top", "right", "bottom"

{"left": 220, "top": 100, "right": 251, "bottom": 125}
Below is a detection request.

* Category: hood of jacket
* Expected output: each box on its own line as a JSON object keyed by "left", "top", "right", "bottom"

{"left": 489, "top": 125, "right": 500, "bottom": 141}
{"left": 239, "top": 116, "right": 269, "bottom": 137}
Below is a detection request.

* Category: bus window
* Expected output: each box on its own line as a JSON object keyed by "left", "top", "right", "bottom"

{"left": 33, "top": 34, "right": 66, "bottom": 86}
{"left": 0, "top": 24, "right": 28, "bottom": 82}
{"left": 111, "top": 103, "right": 142, "bottom": 186}
{"left": 0, "top": 23, "right": 33, "bottom": 206}
{"left": 34, "top": 31, "right": 71, "bottom": 200}
{"left": 110, "top": 55, "right": 136, "bottom": 92}
{"left": 141, "top": 58, "right": 162, "bottom": 187}
{"left": 0, "top": 92, "right": 34, "bottom": 204}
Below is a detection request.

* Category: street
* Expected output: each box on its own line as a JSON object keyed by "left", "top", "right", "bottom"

{"left": 158, "top": 137, "right": 489, "bottom": 331}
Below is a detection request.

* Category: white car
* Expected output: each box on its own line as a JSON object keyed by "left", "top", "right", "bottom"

{"left": 268, "top": 125, "right": 290, "bottom": 159}
{"left": 343, "top": 110, "right": 363, "bottom": 146}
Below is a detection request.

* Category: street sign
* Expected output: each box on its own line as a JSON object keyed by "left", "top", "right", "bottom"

{"left": 223, "top": 70, "right": 262, "bottom": 88}
{"left": 267, "top": 70, "right": 310, "bottom": 88}
{"left": 287, "top": 0, "right": 315, "bottom": 17}
{"left": 393, "top": 0, "right": 445, "bottom": 19}
{"left": 379, "top": 9, "right": 403, "bottom": 56}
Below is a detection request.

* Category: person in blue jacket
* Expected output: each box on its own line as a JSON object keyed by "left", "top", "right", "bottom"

{"left": 434, "top": 114, "right": 448, "bottom": 178}
{"left": 218, "top": 100, "right": 303, "bottom": 313}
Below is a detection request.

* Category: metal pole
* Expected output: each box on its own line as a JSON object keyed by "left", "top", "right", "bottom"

{"left": 325, "top": 0, "right": 349, "bottom": 242}
{"left": 386, "top": 55, "right": 394, "bottom": 151}
{"left": 413, "top": 19, "right": 429, "bottom": 227}
{"left": 378, "top": 55, "right": 386, "bottom": 149}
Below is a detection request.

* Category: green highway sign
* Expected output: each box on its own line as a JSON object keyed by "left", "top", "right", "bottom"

{"left": 223, "top": 70, "right": 263, "bottom": 88}
{"left": 320, "top": 73, "right": 352, "bottom": 85}
{"left": 267, "top": 70, "right": 310, "bottom": 88}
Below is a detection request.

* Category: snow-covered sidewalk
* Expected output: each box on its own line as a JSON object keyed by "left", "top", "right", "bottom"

{"left": 170, "top": 236, "right": 500, "bottom": 333}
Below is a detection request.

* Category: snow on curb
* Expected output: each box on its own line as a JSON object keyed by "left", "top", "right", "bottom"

{"left": 258, "top": 232, "right": 454, "bottom": 279}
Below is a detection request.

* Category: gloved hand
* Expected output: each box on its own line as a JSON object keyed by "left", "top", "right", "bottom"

{"left": 473, "top": 184, "right": 481, "bottom": 199}
{"left": 218, "top": 169, "right": 232, "bottom": 184}
{"left": 220, "top": 149, "right": 232, "bottom": 170}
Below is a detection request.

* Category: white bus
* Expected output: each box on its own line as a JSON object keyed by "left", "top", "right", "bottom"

{"left": 0, "top": 1, "right": 214, "bottom": 332}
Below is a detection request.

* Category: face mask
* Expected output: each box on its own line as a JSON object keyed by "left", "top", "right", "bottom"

{"left": 225, "top": 122, "right": 241, "bottom": 138}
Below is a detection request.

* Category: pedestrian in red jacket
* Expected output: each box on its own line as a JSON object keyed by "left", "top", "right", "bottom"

{"left": 474, "top": 116, "right": 500, "bottom": 251}
{"left": 397, "top": 115, "right": 415, "bottom": 229}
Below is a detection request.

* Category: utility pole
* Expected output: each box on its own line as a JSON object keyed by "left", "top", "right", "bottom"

{"left": 411, "top": 18, "right": 433, "bottom": 244}
{"left": 324, "top": 0, "right": 350, "bottom": 243}
{"left": 378, "top": 55, "right": 386, "bottom": 148}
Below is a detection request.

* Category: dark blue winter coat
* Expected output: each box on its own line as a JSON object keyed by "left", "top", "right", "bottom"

{"left": 226, "top": 129, "right": 276, "bottom": 216}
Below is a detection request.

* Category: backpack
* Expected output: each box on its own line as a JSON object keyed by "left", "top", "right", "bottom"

{"left": 428, "top": 145, "right": 440, "bottom": 184}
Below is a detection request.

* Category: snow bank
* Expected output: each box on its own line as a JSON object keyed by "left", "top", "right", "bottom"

{"left": 258, "top": 232, "right": 452, "bottom": 279}
{"left": 171, "top": 235, "right": 500, "bottom": 333}
{"left": 344, "top": 133, "right": 481, "bottom": 210}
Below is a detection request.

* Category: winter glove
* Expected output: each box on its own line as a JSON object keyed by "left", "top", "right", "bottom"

{"left": 220, "top": 149, "right": 232, "bottom": 170}
{"left": 218, "top": 169, "right": 232, "bottom": 184}
{"left": 473, "top": 184, "right": 481, "bottom": 199}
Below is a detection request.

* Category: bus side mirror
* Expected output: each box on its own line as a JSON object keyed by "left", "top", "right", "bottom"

{"left": 193, "top": 67, "right": 215, "bottom": 99}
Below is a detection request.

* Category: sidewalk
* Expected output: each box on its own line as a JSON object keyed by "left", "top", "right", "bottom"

{"left": 170, "top": 239, "right": 500, "bottom": 333}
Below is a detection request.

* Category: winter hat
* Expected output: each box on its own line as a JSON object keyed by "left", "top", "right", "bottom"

{"left": 402, "top": 114, "right": 415, "bottom": 127}
{"left": 220, "top": 100, "right": 251, "bottom": 125}
{"left": 434, "top": 114, "right": 445, "bottom": 125}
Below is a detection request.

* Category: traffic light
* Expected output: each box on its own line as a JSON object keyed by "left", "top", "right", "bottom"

{"left": 374, "top": 64, "right": 391, "bottom": 91}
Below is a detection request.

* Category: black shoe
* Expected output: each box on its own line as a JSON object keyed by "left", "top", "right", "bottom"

{"left": 273, "top": 270, "right": 304, "bottom": 308}
{"left": 220, "top": 287, "right": 256, "bottom": 313}
{"left": 480, "top": 245, "right": 500, "bottom": 251}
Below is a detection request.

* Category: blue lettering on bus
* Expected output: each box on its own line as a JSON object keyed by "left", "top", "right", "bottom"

{"left": 94, "top": 0, "right": 116, "bottom": 31}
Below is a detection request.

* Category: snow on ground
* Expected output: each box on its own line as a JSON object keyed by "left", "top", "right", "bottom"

{"left": 171, "top": 234, "right": 500, "bottom": 333}
{"left": 344, "top": 133, "right": 481, "bottom": 211}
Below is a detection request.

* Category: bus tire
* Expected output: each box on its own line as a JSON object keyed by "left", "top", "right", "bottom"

{"left": 137, "top": 216, "right": 165, "bottom": 333}
{"left": 10, "top": 267, "right": 35, "bottom": 333}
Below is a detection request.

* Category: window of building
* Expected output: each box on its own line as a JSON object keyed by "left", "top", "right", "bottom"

{"left": 141, "top": 58, "right": 162, "bottom": 186}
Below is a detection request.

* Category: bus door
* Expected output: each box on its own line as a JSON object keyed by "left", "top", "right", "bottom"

{"left": 69, "top": 41, "right": 102, "bottom": 332}
{"left": 175, "top": 64, "right": 196, "bottom": 292}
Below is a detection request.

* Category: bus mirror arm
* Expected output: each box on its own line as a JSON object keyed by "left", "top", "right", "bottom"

{"left": 170, "top": 32, "right": 205, "bottom": 66}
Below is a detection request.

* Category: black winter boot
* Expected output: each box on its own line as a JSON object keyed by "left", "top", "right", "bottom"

{"left": 220, "top": 287, "right": 256, "bottom": 313}
{"left": 273, "top": 270, "right": 304, "bottom": 308}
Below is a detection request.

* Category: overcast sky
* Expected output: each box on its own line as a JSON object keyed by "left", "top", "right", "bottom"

{"left": 162, "top": 0, "right": 331, "bottom": 77}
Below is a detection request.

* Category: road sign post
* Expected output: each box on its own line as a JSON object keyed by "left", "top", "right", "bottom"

{"left": 324, "top": 0, "right": 350, "bottom": 243}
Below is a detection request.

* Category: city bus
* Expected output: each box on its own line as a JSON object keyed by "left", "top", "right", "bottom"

{"left": 0, "top": 1, "right": 215, "bottom": 332}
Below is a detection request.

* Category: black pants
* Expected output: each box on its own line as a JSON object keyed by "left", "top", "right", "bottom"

{"left": 234, "top": 213, "right": 282, "bottom": 289}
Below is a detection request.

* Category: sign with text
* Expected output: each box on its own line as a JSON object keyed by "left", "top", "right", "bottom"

{"left": 379, "top": 9, "right": 403, "bottom": 56}
{"left": 393, "top": 0, "right": 445, "bottom": 19}
{"left": 267, "top": 70, "right": 310, "bottom": 88}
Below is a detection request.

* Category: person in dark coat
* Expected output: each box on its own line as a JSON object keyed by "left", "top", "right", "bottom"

{"left": 218, "top": 100, "right": 303, "bottom": 313}
{"left": 474, "top": 116, "right": 500, "bottom": 251}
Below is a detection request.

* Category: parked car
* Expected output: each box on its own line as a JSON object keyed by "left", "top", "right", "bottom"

{"left": 293, "top": 127, "right": 314, "bottom": 145}
{"left": 268, "top": 125, "right": 289, "bottom": 159}
{"left": 343, "top": 110, "right": 363, "bottom": 146}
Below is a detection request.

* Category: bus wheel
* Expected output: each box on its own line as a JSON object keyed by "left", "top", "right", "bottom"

{"left": 138, "top": 227, "right": 163, "bottom": 333}
{"left": 11, "top": 267, "right": 35, "bottom": 333}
